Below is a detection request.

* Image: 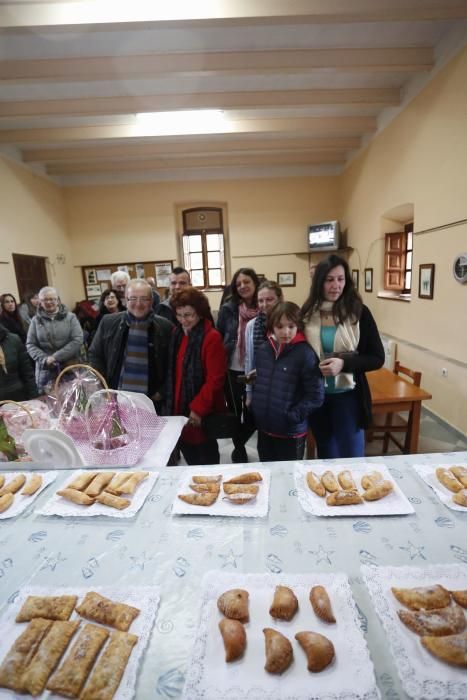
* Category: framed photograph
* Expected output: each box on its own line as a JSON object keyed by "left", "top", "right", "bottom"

{"left": 352, "top": 269, "right": 359, "bottom": 290}
{"left": 85, "top": 268, "right": 96, "bottom": 285}
{"left": 277, "top": 272, "right": 296, "bottom": 287}
{"left": 419, "top": 263, "right": 435, "bottom": 299}
{"left": 96, "top": 268, "right": 111, "bottom": 282}
{"left": 257, "top": 273, "right": 266, "bottom": 281}
{"left": 86, "top": 284, "right": 101, "bottom": 298}
{"left": 155, "top": 262, "right": 172, "bottom": 287}
{"left": 135, "top": 263, "right": 145, "bottom": 279}
{"left": 364, "top": 268, "right": 373, "bottom": 292}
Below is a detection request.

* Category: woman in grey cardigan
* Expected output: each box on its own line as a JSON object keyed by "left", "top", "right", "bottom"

{"left": 26, "top": 286, "right": 83, "bottom": 393}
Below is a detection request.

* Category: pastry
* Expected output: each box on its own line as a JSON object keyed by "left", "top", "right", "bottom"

{"left": 0, "top": 473, "right": 26, "bottom": 495}
{"left": 217, "top": 589, "right": 249, "bottom": 622}
{"left": 320, "top": 471, "right": 339, "bottom": 493}
{"left": 178, "top": 492, "right": 218, "bottom": 506}
{"left": 66, "top": 472, "right": 99, "bottom": 491}
{"left": 57, "top": 488, "right": 95, "bottom": 506}
{"left": 397, "top": 604, "right": 466, "bottom": 636}
{"left": 75, "top": 592, "right": 140, "bottom": 632}
{"left": 391, "top": 584, "right": 451, "bottom": 610}
{"left": 451, "top": 590, "right": 467, "bottom": 608}
{"left": 269, "top": 585, "right": 298, "bottom": 621}
{"left": 114, "top": 471, "right": 148, "bottom": 495}
{"left": 326, "top": 490, "right": 363, "bottom": 506}
{"left": 21, "top": 619, "right": 80, "bottom": 696}
{"left": 0, "top": 492, "right": 14, "bottom": 513}
{"left": 361, "top": 471, "right": 384, "bottom": 490}
{"left": 295, "top": 631, "right": 335, "bottom": 672}
{"left": 96, "top": 491, "right": 131, "bottom": 510}
{"left": 306, "top": 471, "right": 326, "bottom": 497}
{"left": 223, "top": 483, "right": 259, "bottom": 495}
{"left": 218, "top": 618, "right": 246, "bottom": 662}
{"left": 223, "top": 492, "right": 257, "bottom": 505}
{"left": 80, "top": 630, "right": 138, "bottom": 700}
{"left": 338, "top": 469, "right": 356, "bottom": 491}
{"left": 449, "top": 466, "right": 467, "bottom": 487}
{"left": 105, "top": 472, "right": 133, "bottom": 495}
{"left": 16, "top": 594, "right": 78, "bottom": 622}
{"left": 189, "top": 482, "right": 220, "bottom": 494}
{"left": 21, "top": 474, "right": 43, "bottom": 496}
{"left": 192, "top": 474, "right": 222, "bottom": 484}
{"left": 224, "top": 472, "right": 262, "bottom": 484}
{"left": 310, "top": 585, "right": 336, "bottom": 623}
{"left": 263, "top": 628, "right": 293, "bottom": 674}
{"left": 421, "top": 631, "right": 467, "bottom": 667}
{"left": 0, "top": 618, "right": 52, "bottom": 691}
{"left": 85, "top": 472, "right": 116, "bottom": 497}
{"left": 0, "top": 475, "right": 4, "bottom": 489}
{"left": 436, "top": 468, "right": 463, "bottom": 493}
{"left": 47, "top": 623, "right": 109, "bottom": 697}
{"left": 362, "top": 480, "right": 394, "bottom": 501}
{"left": 452, "top": 489, "right": 467, "bottom": 507}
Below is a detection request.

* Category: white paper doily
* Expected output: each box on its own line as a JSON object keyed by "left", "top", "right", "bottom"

{"left": 36, "top": 470, "right": 159, "bottom": 518}
{"left": 294, "top": 462, "right": 414, "bottom": 517}
{"left": 362, "top": 563, "right": 467, "bottom": 700}
{"left": 0, "top": 472, "right": 57, "bottom": 520}
{"left": 412, "top": 462, "right": 467, "bottom": 512}
{"left": 0, "top": 584, "right": 160, "bottom": 700}
{"left": 183, "top": 571, "right": 380, "bottom": 700}
{"left": 172, "top": 467, "right": 270, "bottom": 518}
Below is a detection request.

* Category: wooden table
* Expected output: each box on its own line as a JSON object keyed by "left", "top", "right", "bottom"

{"left": 367, "top": 367, "right": 432, "bottom": 454}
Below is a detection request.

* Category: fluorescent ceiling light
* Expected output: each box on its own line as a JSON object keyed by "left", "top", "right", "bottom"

{"left": 133, "top": 110, "right": 226, "bottom": 136}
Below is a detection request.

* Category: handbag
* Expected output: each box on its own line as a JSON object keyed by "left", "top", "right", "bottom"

{"left": 202, "top": 412, "right": 239, "bottom": 440}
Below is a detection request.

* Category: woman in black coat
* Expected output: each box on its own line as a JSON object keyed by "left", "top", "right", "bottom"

{"left": 0, "top": 323, "right": 38, "bottom": 401}
{"left": 0, "top": 293, "right": 27, "bottom": 344}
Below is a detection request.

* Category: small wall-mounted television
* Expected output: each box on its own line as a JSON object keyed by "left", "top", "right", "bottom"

{"left": 307, "top": 220, "right": 340, "bottom": 252}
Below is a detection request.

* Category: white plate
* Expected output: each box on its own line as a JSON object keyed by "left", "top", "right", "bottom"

{"left": 0, "top": 471, "right": 57, "bottom": 519}
{"left": 412, "top": 462, "right": 467, "bottom": 512}
{"left": 23, "top": 429, "right": 85, "bottom": 469}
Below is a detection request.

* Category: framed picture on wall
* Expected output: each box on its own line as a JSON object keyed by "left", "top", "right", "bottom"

{"left": 277, "top": 272, "right": 296, "bottom": 287}
{"left": 85, "top": 269, "right": 97, "bottom": 285}
{"left": 364, "top": 268, "right": 373, "bottom": 292}
{"left": 155, "top": 262, "right": 172, "bottom": 287}
{"left": 352, "top": 269, "right": 359, "bottom": 290}
{"left": 419, "top": 263, "right": 435, "bottom": 299}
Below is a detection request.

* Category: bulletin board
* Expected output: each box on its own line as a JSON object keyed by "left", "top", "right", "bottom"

{"left": 81, "top": 260, "right": 174, "bottom": 301}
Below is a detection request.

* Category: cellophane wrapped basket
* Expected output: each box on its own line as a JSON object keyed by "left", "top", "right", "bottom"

{"left": 54, "top": 364, "right": 108, "bottom": 439}
{"left": 0, "top": 399, "right": 50, "bottom": 462}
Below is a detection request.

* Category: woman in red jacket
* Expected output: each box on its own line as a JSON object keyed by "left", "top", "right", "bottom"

{"left": 165, "top": 287, "right": 228, "bottom": 465}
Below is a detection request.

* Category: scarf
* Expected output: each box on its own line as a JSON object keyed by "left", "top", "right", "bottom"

{"left": 165, "top": 320, "right": 205, "bottom": 416}
{"left": 0, "top": 346, "right": 6, "bottom": 374}
{"left": 252, "top": 313, "right": 267, "bottom": 352}
{"left": 304, "top": 301, "right": 360, "bottom": 390}
{"left": 119, "top": 313, "right": 150, "bottom": 393}
{"left": 237, "top": 303, "right": 258, "bottom": 367}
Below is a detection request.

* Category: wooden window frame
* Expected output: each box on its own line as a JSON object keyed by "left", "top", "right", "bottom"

{"left": 384, "top": 222, "right": 413, "bottom": 294}
{"left": 181, "top": 206, "right": 226, "bottom": 290}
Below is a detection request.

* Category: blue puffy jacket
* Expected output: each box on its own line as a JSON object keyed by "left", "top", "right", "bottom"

{"left": 251, "top": 332, "right": 324, "bottom": 437}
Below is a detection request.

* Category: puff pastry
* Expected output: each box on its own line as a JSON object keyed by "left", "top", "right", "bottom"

{"left": 263, "top": 628, "right": 293, "bottom": 674}
{"left": 362, "top": 480, "right": 394, "bottom": 501}
{"left": 338, "top": 470, "right": 357, "bottom": 491}
{"left": 47, "top": 623, "right": 109, "bottom": 697}
{"left": 391, "top": 584, "right": 451, "bottom": 610}
{"left": 21, "top": 619, "right": 80, "bottom": 696}
{"left": 222, "top": 492, "right": 257, "bottom": 505}
{"left": 217, "top": 589, "right": 249, "bottom": 622}
{"left": 85, "top": 472, "right": 116, "bottom": 497}
{"left": 224, "top": 472, "right": 262, "bottom": 484}
{"left": 320, "top": 471, "right": 339, "bottom": 493}
{"left": 178, "top": 492, "right": 218, "bottom": 506}
{"left": 75, "top": 592, "right": 140, "bottom": 632}
{"left": 105, "top": 472, "right": 133, "bottom": 495}
{"left": 96, "top": 491, "right": 131, "bottom": 510}
{"left": 0, "top": 475, "right": 4, "bottom": 489}
{"left": 57, "top": 488, "right": 95, "bottom": 506}
{"left": 449, "top": 466, "right": 467, "bottom": 488}
{"left": 451, "top": 590, "right": 467, "bottom": 608}
{"left": 190, "top": 482, "right": 220, "bottom": 494}
{"left": 66, "top": 472, "right": 99, "bottom": 492}
{"left": 361, "top": 471, "right": 384, "bottom": 490}
{"left": 192, "top": 474, "right": 222, "bottom": 484}
{"left": 397, "top": 604, "right": 466, "bottom": 636}
{"left": 452, "top": 489, "right": 467, "bottom": 507}
{"left": 436, "top": 468, "right": 463, "bottom": 493}
{"left": 219, "top": 618, "right": 246, "bottom": 662}
{"left": 21, "top": 474, "right": 43, "bottom": 496}
{"left": 0, "top": 492, "right": 14, "bottom": 513}
{"left": 114, "top": 471, "right": 148, "bottom": 495}
{"left": 80, "top": 630, "right": 138, "bottom": 700}
{"left": 0, "top": 618, "right": 52, "bottom": 691}
{"left": 421, "top": 631, "right": 467, "bottom": 667}
{"left": 223, "top": 483, "right": 259, "bottom": 495}
{"left": 16, "top": 594, "right": 78, "bottom": 622}
{"left": 310, "top": 585, "right": 336, "bottom": 623}
{"left": 326, "top": 490, "right": 363, "bottom": 506}
{"left": 306, "top": 471, "right": 326, "bottom": 497}
{"left": 295, "top": 631, "right": 335, "bottom": 672}
{"left": 269, "top": 585, "right": 298, "bottom": 621}
{"left": 0, "top": 474, "right": 26, "bottom": 495}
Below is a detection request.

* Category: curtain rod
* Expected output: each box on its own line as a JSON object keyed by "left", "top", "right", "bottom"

{"left": 414, "top": 218, "right": 467, "bottom": 236}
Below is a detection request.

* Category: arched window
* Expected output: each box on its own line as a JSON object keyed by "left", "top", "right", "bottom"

{"left": 181, "top": 207, "right": 227, "bottom": 288}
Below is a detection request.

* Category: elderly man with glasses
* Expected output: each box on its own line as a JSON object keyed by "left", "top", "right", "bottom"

{"left": 89, "top": 280, "right": 172, "bottom": 406}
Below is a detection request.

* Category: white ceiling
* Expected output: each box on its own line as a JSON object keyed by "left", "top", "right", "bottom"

{"left": 1, "top": 1, "right": 466, "bottom": 185}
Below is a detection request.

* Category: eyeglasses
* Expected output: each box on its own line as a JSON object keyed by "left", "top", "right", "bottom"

{"left": 41, "top": 298, "right": 58, "bottom": 303}
{"left": 127, "top": 296, "right": 152, "bottom": 303}
{"left": 175, "top": 311, "right": 197, "bottom": 320}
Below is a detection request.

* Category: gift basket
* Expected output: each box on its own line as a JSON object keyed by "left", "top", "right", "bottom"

{"left": 0, "top": 399, "right": 51, "bottom": 462}
{"left": 54, "top": 364, "right": 108, "bottom": 439}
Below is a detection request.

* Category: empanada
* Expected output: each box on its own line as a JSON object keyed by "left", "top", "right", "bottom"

{"left": 320, "top": 471, "right": 339, "bottom": 493}
{"left": 85, "top": 472, "right": 116, "bottom": 497}
{"left": 436, "top": 468, "right": 463, "bottom": 493}
{"left": 66, "top": 472, "right": 99, "bottom": 491}
{"left": 397, "top": 604, "right": 466, "bottom": 636}
{"left": 219, "top": 618, "right": 246, "bottom": 662}
{"left": 451, "top": 590, "right": 467, "bottom": 608}
{"left": 391, "top": 584, "right": 451, "bottom": 610}
{"left": 361, "top": 471, "right": 383, "bottom": 490}
{"left": 190, "top": 482, "right": 220, "bottom": 494}
{"left": 222, "top": 492, "right": 257, "bottom": 505}
{"left": 105, "top": 472, "right": 133, "bottom": 495}
{"left": 0, "top": 474, "right": 26, "bottom": 495}
{"left": 362, "top": 480, "right": 394, "bottom": 501}
{"left": 310, "top": 585, "right": 336, "bottom": 623}
{"left": 0, "top": 618, "right": 52, "bottom": 691}
{"left": 75, "top": 592, "right": 140, "bottom": 632}
{"left": 269, "top": 585, "right": 298, "bottom": 621}
{"left": 0, "top": 475, "right": 4, "bottom": 489}
{"left": 421, "top": 631, "right": 467, "bottom": 667}
{"left": 192, "top": 474, "right": 222, "bottom": 484}
{"left": 224, "top": 472, "right": 262, "bottom": 484}
{"left": 57, "top": 488, "right": 95, "bottom": 506}
{"left": 223, "top": 483, "right": 259, "bottom": 495}
{"left": 0, "top": 492, "right": 14, "bottom": 513}
{"left": 306, "top": 471, "right": 326, "bottom": 497}
{"left": 80, "top": 630, "right": 138, "bottom": 700}
{"left": 178, "top": 492, "right": 218, "bottom": 506}
{"left": 295, "top": 631, "right": 335, "bottom": 672}
{"left": 21, "top": 474, "right": 43, "bottom": 496}
{"left": 326, "top": 490, "right": 363, "bottom": 506}
{"left": 338, "top": 470, "right": 356, "bottom": 491}
{"left": 114, "top": 471, "right": 148, "bottom": 495}
{"left": 452, "top": 489, "right": 467, "bottom": 507}
{"left": 96, "top": 491, "right": 131, "bottom": 510}
{"left": 16, "top": 594, "right": 78, "bottom": 622}
{"left": 263, "top": 628, "right": 293, "bottom": 674}
{"left": 217, "top": 589, "right": 249, "bottom": 622}
{"left": 449, "top": 466, "right": 467, "bottom": 488}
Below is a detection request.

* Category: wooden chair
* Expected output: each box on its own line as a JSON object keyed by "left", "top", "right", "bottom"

{"left": 369, "top": 361, "right": 422, "bottom": 454}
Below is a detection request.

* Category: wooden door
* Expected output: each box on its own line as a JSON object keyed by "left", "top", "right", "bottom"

{"left": 384, "top": 232, "right": 406, "bottom": 290}
{"left": 12, "top": 253, "right": 48, "bottom": 302}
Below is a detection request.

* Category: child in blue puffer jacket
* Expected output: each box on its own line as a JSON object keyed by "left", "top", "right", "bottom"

{"left": 251, "top": 301, "right": 324, "bottom": 461}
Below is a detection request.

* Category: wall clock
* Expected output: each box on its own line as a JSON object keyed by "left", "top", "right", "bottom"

{"left": 453, "top": 253, "right": 467, "bottom": 284}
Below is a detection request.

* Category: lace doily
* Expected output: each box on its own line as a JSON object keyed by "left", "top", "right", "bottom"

{"left": 0, "top": 584, "right": 160, "bottom": 700}
{"left": 172, "top": 467, "right": 270, "bottom": 518}
{"left": 362, "top": 563, "right": 467, "bottom": 700}
{"left": 183, "top": 571, "right": 380, "bottom": 700}
{"left": 36, "top": 470, "right": 159, "bottom": 518}
{"left": 412, "top": 462, "right": 467, "bottom": 512}
{"left": 0, "top": 471, "right": 57, "bottom": 520}
{"left": 294, "top": 462, "right": 414, "bottom": 517}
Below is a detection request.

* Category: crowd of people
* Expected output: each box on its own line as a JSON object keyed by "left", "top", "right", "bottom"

{"left": 0, "top": 255, "right": 384, "bottom": 464}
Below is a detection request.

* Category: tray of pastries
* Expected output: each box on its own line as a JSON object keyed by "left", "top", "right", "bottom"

{"left": 412, "top": 462, "right": 467, "bottom": 511}
{"left": 0, "top": 471, "right": 56, "bottom": 519}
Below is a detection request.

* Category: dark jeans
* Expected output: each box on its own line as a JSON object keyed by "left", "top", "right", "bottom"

{"left": 179, "top": 439, "right": 220, "bottom": 466}
{"left": 308, "top": 389, "right": 365, "bottom": 459}
{"left": 257, "top": 431, "right": 306, "bottom": 462}
{"left": 225, "top": 369, "right": 256, "bottom": 450}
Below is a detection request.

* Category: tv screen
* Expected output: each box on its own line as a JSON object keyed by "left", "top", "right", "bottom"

{"left": 307, "top": 221, "right": 339, "bottom": 251}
